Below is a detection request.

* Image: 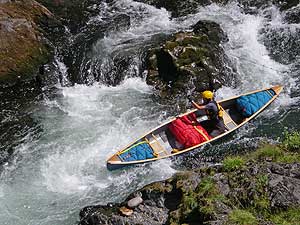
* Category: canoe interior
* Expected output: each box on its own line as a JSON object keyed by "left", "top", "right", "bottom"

{"left": 107, "top": 86, "right": 282, "bottom": 168}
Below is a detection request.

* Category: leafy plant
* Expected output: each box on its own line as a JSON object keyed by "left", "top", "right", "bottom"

{"left": 278, "top": 153, "right": 300, "bottom": 163}
{"left": 228, "top": 209, "right": 258, "bottom": 225}
{"left": 282, "top": 131, "right": 300, "bottom": 152}
{"left": 252, "top": 145, "right": 283, "bottom": 161}
{"left": 196, "top": 177, "right": 215, "bottom": 195}
{"left": 223, "top": 156, "right": 245, "bottom": 171}
{"left": 270, "top": 207, "right": 300, "bottom": 225}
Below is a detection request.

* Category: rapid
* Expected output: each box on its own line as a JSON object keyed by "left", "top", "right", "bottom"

{"left": 0, "top": 1, "right": 299, "bottom": 225}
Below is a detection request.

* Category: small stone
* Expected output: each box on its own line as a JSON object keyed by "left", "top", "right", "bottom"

{"left": 127, "top": 196, "right": 143, "bottom": 208}
{"left": 119, "top": 206, "right": 133, "bottom": 216}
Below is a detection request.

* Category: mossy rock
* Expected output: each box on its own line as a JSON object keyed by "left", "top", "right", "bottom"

{"left": 145, "top": 20, "right": 236, "bottom": 107}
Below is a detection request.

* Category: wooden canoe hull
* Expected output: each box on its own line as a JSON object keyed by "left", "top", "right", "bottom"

{"left": 106, "top": 85, "right": 283, "bottom": 170}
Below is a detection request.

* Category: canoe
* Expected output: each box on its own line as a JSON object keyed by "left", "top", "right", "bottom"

{"left": 107, "top": 85, "right": 283, "bottom": 170}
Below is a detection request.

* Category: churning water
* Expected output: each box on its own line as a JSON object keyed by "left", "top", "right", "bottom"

{"left": 0, "top": 1, "right": 299, "bottom": 225}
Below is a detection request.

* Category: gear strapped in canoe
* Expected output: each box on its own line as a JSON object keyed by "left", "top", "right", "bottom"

{"left": 168, "top": 113, "right": 211, "bottom": 148}
{"left": 236, "top": 89, "right": 275, "bottom": 117}
{"left": 118, "top": 141, "right": 156, "bottom": 162}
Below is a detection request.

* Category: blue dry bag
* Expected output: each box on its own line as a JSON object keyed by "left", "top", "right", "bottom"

{"left": 118, "top": 142, "right": 155, "bottom": 162}
{"left": 236, "top": 90, "right": 275, "bottom": 117}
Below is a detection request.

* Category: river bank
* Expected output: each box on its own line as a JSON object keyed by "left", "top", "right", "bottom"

{"left": 79, "top": 132, "right": 300, "bottom": 225}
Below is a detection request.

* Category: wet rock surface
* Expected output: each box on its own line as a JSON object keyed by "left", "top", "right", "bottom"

{"left": 79, "top": 162, "right": 300, "bottom": 225}
{"left": 135, "top": 0, "right": 213, "bottom": 17}
{"left": 35, "top": 0, "right": 103, "bottom": 34}
{"left": 285, "top": 4, "right": 300, "bottom": 24}
{"left": 0, "top": 0, "right": 55, "bottom": 85}
{"left": 237, "top": 0, "right": 299, "bottom": 13}
{"left": 145, "top": 20, "right": 236, "bottom": 107}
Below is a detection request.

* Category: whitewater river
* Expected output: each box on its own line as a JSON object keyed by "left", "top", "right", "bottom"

{"left": 0, "top": 1, "right": 299, "bottom": 225}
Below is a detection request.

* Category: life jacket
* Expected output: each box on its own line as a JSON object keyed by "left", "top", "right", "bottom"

{"left": 205, "top": 100, "right": 223, "bottom": 120}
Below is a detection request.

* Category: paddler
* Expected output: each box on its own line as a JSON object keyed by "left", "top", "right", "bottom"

{"left": 189, "top": 90, "right": 226, "bottom": 137}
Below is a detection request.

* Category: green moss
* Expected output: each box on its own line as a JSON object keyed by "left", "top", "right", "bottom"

{"left": 173, "top": 177, "right": 225, "bottom": 224}
{"left": 228, "top": 209, "right": 258, "bottom": 225}
{"left": 177, "top": 47, "right": 207, "bottom": 66}
{"left": 254, "top": 197, "right": 270, "bottom": 211}
{"left": 182, "top": 191, "right": 198, "bottom": 214}
{"left": 270, "top": 207, "right": 300, "bottom": 225}
{"left": 251, "top": 145, "right": 283, "bottom": 161}
{"left": 196, "top": 178, "right": 225, "bottom": 217}
{"left": 165, "top": 41, "right": 178, "bottom": 50}
{"left": 282, "top": 131, "right": 300, "bottom": 153}
{"left": 256, "top": 174, "right": 268, "bottom": 187}
{"left": 181, "top": 36, "right": 201, "bottom": 47}
{"left": 278, "top": 153, "right": 300, "bottom": 163}
{"left": 223, "top": 156, "right": 245, "bottom": 172}
{"left": 196, "top": 177, "right": 215, "bottom": 195}
{"left": 142, "top": 181, "right": 172, "bottom": 193}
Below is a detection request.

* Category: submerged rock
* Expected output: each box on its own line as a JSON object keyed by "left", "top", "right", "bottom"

{"left": 145, "top": 20, "right": 236, "bottom": 108}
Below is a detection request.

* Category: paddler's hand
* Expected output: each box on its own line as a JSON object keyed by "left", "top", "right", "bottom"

{"left": 187, "top": 96, "right": 193, "bottom": 103}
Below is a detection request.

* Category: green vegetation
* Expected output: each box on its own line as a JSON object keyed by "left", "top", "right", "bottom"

{"left": 248, "top": 143, "right": 300, "bottom": 163}
{"left": 222, "top": 132, "right": 300, "bottom": 224}
{"left": 169, "top": 132, "right": 300, "bottom": 225}
{"left": 270, "top": 207, "right": 300, "bottom": 225}
{"left": 243, "top": 131, "right": 300, "bottom": 163}
{"left": 251, "top": 144, "right": 283, "bottom": 161}
{"left": 177, "top": 47, "right": 207, "bottom": 66}
{"left": 172, "top": 177, "right": 225, "bottom": 224}
{"left": 282, "top": 131, "right": 300, "bottom": 152}
{"left": 223, "top": 156, "right": 245, "bottom": 171}
{"left": 228, "top": 209, "right": 258, "bottom": 225}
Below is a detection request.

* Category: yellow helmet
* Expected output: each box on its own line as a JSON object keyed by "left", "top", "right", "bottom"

{"left": 202, "top": 90, "right": 214, "bottom": 100}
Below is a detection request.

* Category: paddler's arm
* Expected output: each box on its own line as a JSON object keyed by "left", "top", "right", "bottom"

{"left": 191, "top": 101, "right": 206, "bottom": 110}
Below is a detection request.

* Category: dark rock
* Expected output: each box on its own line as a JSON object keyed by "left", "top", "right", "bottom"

{"left": 35, "top": 0, "right": 104, "bottom": 34}
{"left": 268, "top": 163, "right": 300, "bottom": 209}
{"left": 285, "top": 5, "right": 300, "bottom": 23}
{"left": 272, "top": 0, "right": 299, "bottom": 11}
{"left": 237, "top": 0, "right": 299, "bottom": 13}
{"left": 135, "top": 0, "right": 228, "bottom": 17}
{"left": 145, "top": 20, "right": 236, "bottom": 109}
{"left": 192, "top": 20, "right": 229, "bottom": 43}
{"left": 0, "top": 0, "right": 54, "bottom": 85}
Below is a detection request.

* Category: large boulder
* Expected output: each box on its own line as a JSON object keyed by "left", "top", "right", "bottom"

{"left": 35, "top": 0, "right": 103, "bottom": 34}
{"left": 0, "top": 0, "right": 56, "bottom": 85}
{"left": 145, "top": 20, "right": 236, "bottom": 107}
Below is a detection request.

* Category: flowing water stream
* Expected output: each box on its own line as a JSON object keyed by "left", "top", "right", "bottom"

{"left": 0, "top": 1, "right": 299, "bottom": 225}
